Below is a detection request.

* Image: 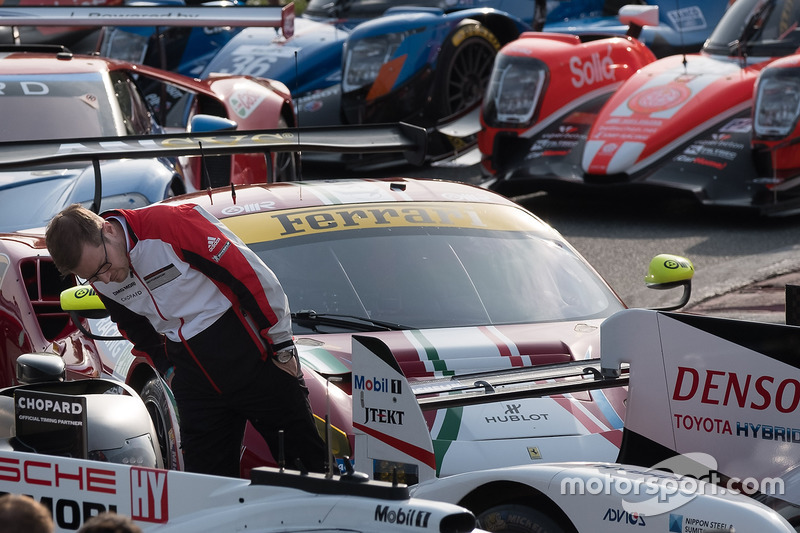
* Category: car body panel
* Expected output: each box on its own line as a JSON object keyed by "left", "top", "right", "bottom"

{"left": 480, "top": 0, "right": 800, "bottom": 215}
{"left": 0, "top": 449, "right": 487, "bottom": 533}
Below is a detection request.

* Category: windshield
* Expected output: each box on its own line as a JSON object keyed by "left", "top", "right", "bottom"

{"left": 243, "top": 202, "right": 623, "bottom": 332}
{"left": 0, "top": 73, "right": 120, "bottom": 142}
{"left": 704, "top": 0, "right": 800, "bottom": 57}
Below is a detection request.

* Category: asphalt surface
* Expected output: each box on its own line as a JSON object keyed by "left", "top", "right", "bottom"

{"left": 684, "top": 269, "right": 800, "bottom": 325}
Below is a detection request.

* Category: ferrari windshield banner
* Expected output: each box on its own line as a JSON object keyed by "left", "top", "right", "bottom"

{"left": 224, "top": 202, "right": 543, "bottom": 243}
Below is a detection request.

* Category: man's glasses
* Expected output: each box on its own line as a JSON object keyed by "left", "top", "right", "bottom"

{"left": 81, "top": 231, "right": 112, "bottom": 285}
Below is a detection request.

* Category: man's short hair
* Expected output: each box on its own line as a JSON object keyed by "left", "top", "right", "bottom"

{"left": 0, "top": 494, "right": 53, "bottom": 533}
{"left": 45, "top": 204, "right": 104, "bottom": 276}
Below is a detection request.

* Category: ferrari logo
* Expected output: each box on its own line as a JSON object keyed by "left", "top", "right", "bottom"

{"left": 527, "top": 446, "right": 541, "bottom": 460}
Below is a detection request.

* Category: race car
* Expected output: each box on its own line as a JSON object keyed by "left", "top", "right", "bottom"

{"left": 0, "top": 6, "right": 298, "bottom": 230}
{"left": 2, "top": 319, "right": 799, "bottom": 533}
{"left": 18, "top": 2, "right": 729, "bottom": 167}
{"left": 479, "top": 0, "right": 800, "bottom": 216}
{"left": 0, "top": 356, "right": 488, "bottom": 533}
{"left": 339, "top": 0, "right": 731, "bottom": 161}
{"left": 0, "top": 126, "right": 694, "bottom": 480}
{"left": 349, "top": 307, "right": 800, "bottom": 532}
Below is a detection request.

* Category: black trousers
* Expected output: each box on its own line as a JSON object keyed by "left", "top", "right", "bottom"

{"left": 168, "top": 309, "right": 327, "bottom": 477}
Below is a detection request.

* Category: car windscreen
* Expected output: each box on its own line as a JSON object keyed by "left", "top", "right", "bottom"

{"left": 703, "top": 0, "right": 800, "bottom": 57}
{"left": 237, "top": 202, "right": 623, "bottom": 331}
{"left": 0, "top": 73, "right": 119, "bottom": 142}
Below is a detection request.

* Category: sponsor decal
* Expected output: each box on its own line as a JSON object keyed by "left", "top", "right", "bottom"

{"left": 375, "top": 505, "right": 431, "bottom": 527}
{"left": 674, "top": 154, "right": 727, "bottom": 170}
{"left": 672, "top": 366, "right": 800, "bottom": 412}
{"left": 212, "top": 241, "right": 230, "bottom": 263}
{"left": 669, "top": 513, "right": 732, "bottom": 533}
{"left": 230, "top": 90, "right": 266, "bottom": 119}
{"left": 666, "top": 5, "right": 707, "bottom": 32}
{"left": 220, "top": 201, "right": 277, "bottom": 216}
{"left": 72, "top": 286, "right": 96, "bottom": 299}
{"left": 353, "top": 375, "right": 402, "bottom": 394}
{"left": 669, "top": 513, "right": 683, "bottom": 533}
{"left": 627, "top": 82, "right": 691, "bottom": 114}
{"left": 130, "top": 467, "right": 168, "bottom": 523}
{"left": 570, "top": 46, "right": 614, "bottom": 89}
{"left": 15, "top": 390, "right": 87, "bottom": 459}
{"left": 484, "top": 403, "right": 549, "bottom": 424}
{"left": 0, "top": 456, "right": 116, "bottom": 493}
{"left": 224, "top": 202, "right": 539, "bottom": 243}
{"left": 0, "top": 81, "right": 49, "bottom": 95}
{"left": 602, "top": 508, "right": 645, "bottom": 526}
{"left": 0, "top": 490, "right": 119, "bottom": 531}
{"left": 362, "top": 406, "right": 405, "bottom": 425}
{"left": 112, "top": 280, "right": 138, "bottom": 297}
{"left": 671, "top": 366, "right": 800, "bottom": 443}
{"left": 208, "top": 236, "right": 220, "bottom": 252}
{"left": 143, "top": 264, "right": 180, "bottom": 291}
{"left": 527, "top": 446, "right": 541, "bottom": 460}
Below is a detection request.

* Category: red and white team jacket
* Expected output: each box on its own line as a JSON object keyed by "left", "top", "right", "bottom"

{"left": 92, "top": 203, "right": 293, "bottom": 362}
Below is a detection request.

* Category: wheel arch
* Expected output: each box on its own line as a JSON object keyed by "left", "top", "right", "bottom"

{"left": 457, "top": 13, "right": 527, "bottom": 47}
{"left": 127, "top": 361, "right": 160, "bottom": 393}
{"left": 458, "top": 480, "right": 578, "bottom": 533}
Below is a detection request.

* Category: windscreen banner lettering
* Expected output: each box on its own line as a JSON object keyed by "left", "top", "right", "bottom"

{"left": 0, "top": 82, "right": 49, "bottom": 95}
{"left": 273, "top": 205, "right": 487, "bottom": 236}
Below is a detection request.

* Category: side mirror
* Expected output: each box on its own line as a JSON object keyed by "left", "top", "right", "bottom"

{"left": 16, "top": 353, "right": 66, "bottom": 384}
{"left": 645, "top": 254, "right": 694, "bottom": 311}
{"left": 60, "top": 286, "right": 125, "bottom": 341}
{"left": 60, "top": 285, "right": 108, "bottom": 319}
{"left": 619, "top": 4, "right": 659, "bottom": 40}
{"left": 189, "top": 114, "right": 239, "bottom": 133}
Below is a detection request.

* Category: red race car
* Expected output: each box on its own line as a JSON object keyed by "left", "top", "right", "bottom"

{"left": 0, "top": 126, "right": 694, "bottom": 481}
{"left": 479, "top": 0, "right": 800, "bottom": 216}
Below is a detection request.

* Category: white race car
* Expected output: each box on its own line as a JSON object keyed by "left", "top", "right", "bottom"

{"left": 0, "top": 355, "right": 487, "bottom": 533}
{"left": 351, "top": 308, "right": 800, "bottom": 532}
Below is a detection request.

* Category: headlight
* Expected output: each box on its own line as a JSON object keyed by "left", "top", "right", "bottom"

{"left": 482, "top": 53, "right": 548, "bottom": 128}
{"left": 88, "top": 433, "right": 160, "bottom": 468}
{"left": 754, "top": 68, "right": 800, "bottom": 138}
{"left": 343, "top": 33, "right": 407, "bottom": 93}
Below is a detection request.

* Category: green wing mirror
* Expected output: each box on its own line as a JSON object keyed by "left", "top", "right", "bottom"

{"left": 645, "top": 254, "right": 694, "bottom": 311}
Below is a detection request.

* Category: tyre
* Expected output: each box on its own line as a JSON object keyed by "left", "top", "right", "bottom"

{"left": 431, "top": 21, "right": 501, "bottom": 121}
{"left": 140, "top": 375, "right": 183, "bottom": 471}
{"left": 477, "top": 504, "right": 573, "bottom": 533}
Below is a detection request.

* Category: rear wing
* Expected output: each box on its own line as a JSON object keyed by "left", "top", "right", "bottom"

{"left": 0, "top": 5, "right": 295, "bottom": 37}
{"left": 0, "top": 123, "right": 427, "bottom": 168}
{"left": 351, "top": 335, "right": 627, "bottom": 484}
{"left": 0, "top": 122, "right": 427, "bottom": 211}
